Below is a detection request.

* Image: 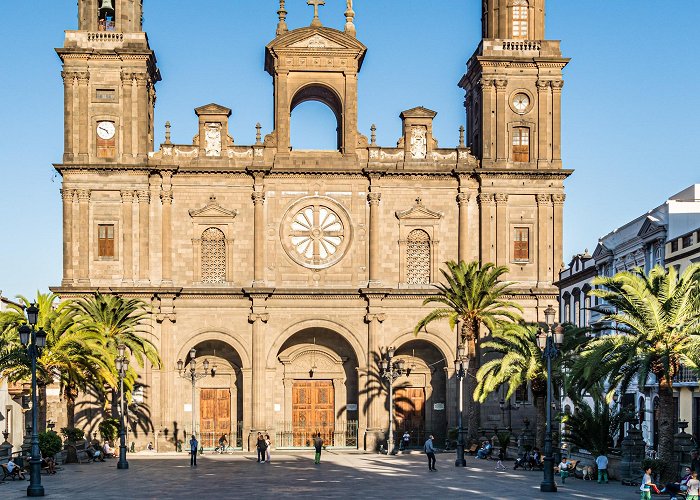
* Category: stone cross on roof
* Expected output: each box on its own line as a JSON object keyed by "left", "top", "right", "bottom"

{"left": 307, "top": 0, "right": 325, "bottom": 27}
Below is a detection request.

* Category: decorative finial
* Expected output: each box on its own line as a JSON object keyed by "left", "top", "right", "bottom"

{"left": 370, "top": 124, "right": 376, "bottom": 145}
{"left": 458, "top": 126, "right": 465, "bottom": 148}
{"left": 165, "top": 121, "right": 171, "bottom": 144}
{"left": 344, "top": 0, "right": 356, "bottom": 37}
{"left": 276, "top": 0, "right": 288, "bottom": 36}
{"left": 416, "top": 197, "right": 423, "bottom": 206}
{"left": 307, "top": 0, "right": 325, "bottom": 27}
{"left": 209, "top": 195, "right": 217, "bottom": 204}
{"left": 255, "top": 123, "right": 262, "bottom": 145}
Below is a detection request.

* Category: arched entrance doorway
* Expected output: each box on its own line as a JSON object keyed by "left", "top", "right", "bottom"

{"left": 274, "top": 327, "right": 360, "bottom": 448}
{"left": 392, "top": 340, "right": 448, "bottom": 447}
{"left": 179, "top": 339, "right": 244, "bottom": 449}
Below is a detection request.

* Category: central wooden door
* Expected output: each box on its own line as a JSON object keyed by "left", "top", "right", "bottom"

{"left": 200, "top": 388, "right": 231, "bottom": 448}
{"left": 292, "top": 381, "right": 334, "bottom": 447}
{"left": 395, "top": 387, "right": 425, "bottom": 444}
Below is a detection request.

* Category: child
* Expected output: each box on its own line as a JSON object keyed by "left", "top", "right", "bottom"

{"left": 687, "top": 471, "right": 700, "bottom": 500}
{"left": 559, "top": 457, "right": 570, "bottom": 484}
{"left": 640, "top": 466, "right": 656, "bottom": 500}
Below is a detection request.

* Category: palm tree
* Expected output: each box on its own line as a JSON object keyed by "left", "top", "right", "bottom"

{"left": 70, "top": 293, "right": 161, "bottom": 415}
{"left": 563, "top": 397, "right": 635, "bottom": 456}
{"left": 571, "top": 264, "right": 700, "bottom": 462}
{"left": 474, "top": 323, "right": 589, "bottom": 450}
{"left": 414, "top": 260, "right": 523, "bottom": 440}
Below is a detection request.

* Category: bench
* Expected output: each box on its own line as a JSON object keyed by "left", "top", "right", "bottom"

{"left": 467, "top": 444, "right": 479, "bottom": 455}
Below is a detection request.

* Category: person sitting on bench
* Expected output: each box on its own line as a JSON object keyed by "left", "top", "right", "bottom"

{"left": 103, "top": 441, "right": 115, "bottom": 458}
{"left": 4, "top": 457, "right": 26, "bottom": 480}
{"left": 477, "top": 441, "right": 492, "bottom": 459}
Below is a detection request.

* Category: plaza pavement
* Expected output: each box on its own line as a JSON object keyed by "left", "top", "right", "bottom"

{"left": 1, "top": 450, "right": 643, "bottom": 499}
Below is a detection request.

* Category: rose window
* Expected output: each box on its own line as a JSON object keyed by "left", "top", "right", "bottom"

{"left": 281, "top": 197, "right": 352, "bottom": 270}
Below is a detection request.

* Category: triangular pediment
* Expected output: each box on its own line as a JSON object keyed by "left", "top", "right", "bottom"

{"left": 290, "top": 34, "right": 344, "bottom": 49}
{"left": 400, "top": 106, "right": 438, "bottom": 119}
{"left": 637, "top": 215, "right": 664, "bottom": 238}
{"left": 194, "top": 103, "right": 232, "bottom": 117}
{"left": 189, "top": 196, "right": 238, "bottom": 218}
{"left": 396, "top": 198, "right": 443, "bottom": 220}
{"left": 592, "top": 242, "right": 612, "bottom": 260}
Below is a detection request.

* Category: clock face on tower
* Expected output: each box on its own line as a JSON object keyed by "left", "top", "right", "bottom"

{"left": 513, "top": 93, "right": 530, "bottom": 114}
{"left": 97, "top": 121, "right": 116, "bottom": 140}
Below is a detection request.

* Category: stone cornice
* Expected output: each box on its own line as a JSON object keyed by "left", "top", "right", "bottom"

{"left": 476, "top": 169, "right": 573, "bottom": 181}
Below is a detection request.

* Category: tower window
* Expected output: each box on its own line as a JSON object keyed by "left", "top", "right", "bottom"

{"left": 406, "top": 229, "right": 431, "bottom": 285}
{"left": 97, "top": 224, "right": 115, "bottom": 258}
{"left": 512, "top": 127, "right": 530, "bottom": 162}
{"left": 201, "top": 227, "right": 227, "bottom": 284}
{"left": 98, "top": 1, "right": 117, "bottom": 32}
{"left": 513, "top": 227, "right": 529, "bottom": 262}
{"left": 513, "top": 0, "right": 529, "bottom": 39}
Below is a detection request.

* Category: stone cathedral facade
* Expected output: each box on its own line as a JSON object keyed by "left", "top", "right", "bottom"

{"left": 53, "top": 0, "right": 569, "bottom": 451}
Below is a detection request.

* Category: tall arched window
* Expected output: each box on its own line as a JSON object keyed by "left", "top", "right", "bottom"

{"left": 513, "top": 0, "right": 529, "bottom": 39}
{"left": 406, "top": 229, "right": 431, "bottom": 285}
{"left": 201, "top": 227, "right": 226, "bottom": 283}
{"left": 512, "top": 127, "right": 530, "bottom": 162}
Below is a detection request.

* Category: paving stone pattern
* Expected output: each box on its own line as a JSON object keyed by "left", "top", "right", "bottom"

{"left": 1, "top": 452, "right": 642, "bottom": 499}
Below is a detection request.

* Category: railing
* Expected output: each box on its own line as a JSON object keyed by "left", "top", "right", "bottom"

{"left": 198, "top": 421, "right": 243, "bottom": 450}
{"left": 502, "top": 40, "right": 541, "bottom": 51}
{"left": 87, "top": 32, "right": 124, "bottom": 42}
{"left": 674, "top": 366, "right": 699, "bottom": 384}
{"left": 274, "top": 420, "right": 358, "bottom": 449}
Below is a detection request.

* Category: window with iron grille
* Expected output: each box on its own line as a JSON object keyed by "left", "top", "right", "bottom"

{"left": 97, "top": 224, "right": 115, "bottom": 258}
{"left": 201, "top": 227, "right": 226, "bottom": 283}
{"left": 513, "top": 227, "right": 529, "bottom": 261}
{"left": 406, "top": 229, "right": 431, "bottom": 285}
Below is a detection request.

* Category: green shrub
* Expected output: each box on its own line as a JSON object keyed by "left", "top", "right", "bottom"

{"left": 99, "top": 418, "right": 120, "bottom": 442}
{"left": 641, "top": 458, "right": 674, "bottom": 483}
{"left": 39, "top": 432, "right": 63, "bottom": 458}
{"left": 60, "top": 427, "right": 84, "bottom": 443}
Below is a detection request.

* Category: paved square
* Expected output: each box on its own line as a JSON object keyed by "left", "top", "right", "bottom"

{"left": 1, "top": 451, "right": 642, "bottom": 499}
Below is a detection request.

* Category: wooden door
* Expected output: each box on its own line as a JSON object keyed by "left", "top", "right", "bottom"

{"left": 200, "top": 388, "right": 231, "bottom": 448}
{"left": 395, "top": 387, "right": 425, "bottom": 437}
{"left": 292, "top": 381, "right": 334, "bottom": 447}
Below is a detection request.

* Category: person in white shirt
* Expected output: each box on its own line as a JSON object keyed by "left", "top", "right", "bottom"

{"left": 596, "top": 453, "right": 609, "bottom": 484}
{"left": 558, "top": 457, "right": 570, "bottom": 483}
{"left": 103, "top": 441, "right": 114, "bottom": 458}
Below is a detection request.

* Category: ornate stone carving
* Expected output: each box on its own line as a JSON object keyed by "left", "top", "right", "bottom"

{"left": 174, "top": 147, "right": 199, "bottom": 158}
{"left": 61, "top": 188, "right": 74, "bottom": 201}
{"left": 410, "top": 126, "right": 427, "bottom": 159}
{"left": 160, "top": 190, "right": 173, "bottom": 205}
{"left": 551, "top": 80, "right": 565, "bottom": 91}
{"left": 369, "top": 149, "right": 379, "bottom": 159}
{"left": 495, "top": 79, "right": 508, "bottom": 90}
{"left": 536, "top": 80, "right": 549, "bottom": 91}
{"left": 252, "top": 192, "right": 266, "bottom": 206}
{"left": 201, "top": 227, "right": 226, "bottom": 284}
{"left": 248, "top": 312, "right": 270, "bottom": 323}
{"left": 457, "top": 193, "right": 470, "bottom": 205}
{"left": 367, "top": 192, "right": 381, "bottom": 205}
{"left": 552, "top": 194, "right": 566, "bottom": 204}
{"left": 536, "top": 194, "right": 552, "bottom": 205}
{"left": 280, "top": 198, "right": 350, "bottom": 270}
{"left": 478, "top": 193, "right": 494, "bottom": 205}
{"left": 406, "top": 229, "right": 431, "bottom": 285}
{"left": 120, "top": 190, "right": 134, "bottom": 203}
{"left": 204, "top": 122, "right": 222, "bottom": 157}
{"left": 494, "top": 193, "right": 509, "bottom": 204}
{"left": 431, "top": 151, "right": 457, "bottom": 161}
{"left": 77, "top": 189, "right": 91, "bottom": 202}
{"left": 137, "top": 190, "right": 150, "bottom": 204}
{"left": 380, "top": 150, "right": 404, "bottom": 160}
{"left": 227, "top": 148, "right": 253, "bottom": 159}
{"left": 364, "top": 313, "right": 387, "bottom": 323}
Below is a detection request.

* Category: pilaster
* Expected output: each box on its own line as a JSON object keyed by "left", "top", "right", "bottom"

{"left": 77, "top": 189, "right": 91, "bottom": 283}
{"left": 121, "top": 72, "right": 134, "bottom": 158}
{"left": 536, "top": 80, "right": 550, "bottom": 168}
{"left": 367, "top": 192, "right": 382, "bottom": 287}
{"left": 137, "top": 189, "right": 150, "bottom": 283}
{"left": 160, "top": 187, "right": 173, "bottom": 285}
{"left": 495, "top": 79, "right": 508, "bottom": 162}
{"left": 480, "top": 79, "right": 495, "bottom": 164}
{"left": 61, "top": 188, "right": 74, "bottom": 285}
{"left": 135, "top": 74, "right": 149, "bottom": 157}
{"left": 536, "top": 194, "right": 553, "bottom": 287}
{"left": 495, "top": 193, "right": 508, "bottom": 266}
{"left": 552, "top": 194, "right": 566, "bottom": 280}
{"left": 551, "top": 81, "right": 564, "bottom": 168}
{"left": 478, "top": 193, "right": 495, "bottom": 263}
{"left": 61, "top": 72, "right": 75, "bottom": 161}
{"left": 252, "top": 190, "right": 266, "bottom": 287}
{"left": 120, "top": 190, "right": 134, "bottom": 283}
{"left": 457, "top": 193, "right": 470, "bottom": 263}
{"left": 77, "top": 71, "right": 90, "bottom": 159}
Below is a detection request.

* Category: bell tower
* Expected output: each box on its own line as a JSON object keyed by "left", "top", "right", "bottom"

{"left": 460, "top": 0, "right": 568, "bottom": 169}
{"left": 58, "top": 0, "right": 160, "bottom": 164}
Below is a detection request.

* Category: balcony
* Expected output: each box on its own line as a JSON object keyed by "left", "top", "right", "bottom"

{"left": 674, "top": 366, "right": 699, "bottom": 386}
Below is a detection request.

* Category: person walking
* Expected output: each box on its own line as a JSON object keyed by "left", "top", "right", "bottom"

{"left": 189, "top": 434, "right": 198, "bottom": 467}
{"left": 558, "top": 457, "right": 570, "bottom": 484}
{"left": 401, "top": 431, "right": 410, "bottom": 451}
{"left": 256, "top": 432, "right": 267, "bottom": 463}
{"left": 313, "top": 432, "right": 324, "bottom": 464}
{"left": 265, "top": 434, "right": 272, "bottom": 463}
{"left": 596, "top": 452, "right": 609, "bottom": 484}
{"left": 640, "top": 465, "right": 656, "bottom": 500}
{"left": 687, "top": 471, "right": 700, "bottom": 500}
{"left": 424, "top": 434, "right": 436, "bottom": 471}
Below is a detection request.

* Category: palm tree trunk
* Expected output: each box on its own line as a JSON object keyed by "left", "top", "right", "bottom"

{"left": 65, "top": 386, "right": 77, "bottom": 428}
{"left": 657, "top": 375, "right": 675, "bottom": 463}
{"left": 535, "top": 395, "right": 546, "bottom": 451}
{"left": 465, "top": 319, "right": 481, "bottom": 441}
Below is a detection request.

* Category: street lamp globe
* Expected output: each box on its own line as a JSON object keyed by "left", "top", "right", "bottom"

{"left": 177, "top": 359, "right": 184, "bottom": 372}
{"left": 26, "top": 303, "right": 39, "bottom": 327}
{"left": 19, "top": 325, "right": 31, "bottom": 346}
{"left": 554, "top": 325, "right": 565, "bottom": 346}
{"left": 189, "top": 347, "right": 196, "bottom": 360}
{"left": 544, "top": 304, "right": 556, "bottom": 328}
{"left": 35, "top": 328, "right": 47, "bottom": 348}
{"left": 203, "top": 359, "right": 210, "bottom": 372}
{"left": 536, "top": 329, "right": 547, "bottom": 350}
{"left": 118, "top": 344, "right": 126, "bottom": 358}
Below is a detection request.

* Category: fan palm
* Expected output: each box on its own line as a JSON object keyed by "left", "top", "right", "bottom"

{"left": 414, "top": 260, "right": 523, "bottom": 440}
{"left": 571, "top": 264, "right": 700, "bottom": 462}
{"left": 474, "top": 323, "right": 589, "bottom": 450}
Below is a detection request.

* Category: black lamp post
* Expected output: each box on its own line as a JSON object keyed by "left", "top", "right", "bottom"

{"left": 19, "top": 303, "right": 46, "bottom": 497}
{"left": 177, "top": 348, "right": 216, "bottom": 439}
{"left": 454, "top": 344, "right": 467, "bottom": 467}
{"left": 115, "top": 344, "right": 129, "bottom": 469}
{"left": 499, "top": 397, "right": 521, "bottom": 433}
{"left": 537, "top": 304, "right": 564, "bottom": 493}
{"left": 379, "top": 347, "right": 405, "bottom": 455}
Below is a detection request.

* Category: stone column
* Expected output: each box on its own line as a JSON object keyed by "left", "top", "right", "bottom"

{"left": 137, "top": 190, "right": 150, "bottom": 282}
{"left": 480, "top": 79, "right": 495, "bottom": 163}
{"left": 343, "top": 72, "right": 358, "bottom": 155}
{"left": 252, "top": 191, "right": 266, "bottom": 287}
{"left": 495, "top": 80, "right": 508, "bottom": 162}
{"left": 120, "top": 191, "right": 134, "bottom": 283}
{"left": 552, "top": 194, "right": 566, "bottom": 281}
{"left": 249, "top": 312, "right": 269, "bottom": 445}
{"left": 77, "top": 71, "right": 90, "bottom": 158}
{"left": 551, "top": 81, "right": 564, "bottom": 167}
{"left": 61, "top": 72, "right": 75, "bottom": 161}
{"left": 276, "top": 70, "right": 290, "bottom": 153}
{"left": 536, "top": 80, "right": 550, "bottom": 168}
{"left": 61, "top": 188, "right": 74, "bottom": 285}
{"left": 457, "top": 193, "right": 470, "bottom": 263}
{"left": 536, "top": 194, "right": 553, "bottom": 287}
{"left": 367, "top": 192, "right": 382, "bottom": 287}
{"left": 365, "top": 312, "right": 385, "bottom": 451}
{"left": 121, "top": 72, "right": 133, "bottom": 157}
{"left": 495, "top": 193, "right": 508, "bottom": 266}
{"left": 77, "top": 189, "right": 91, "bottom": 283}
{"left": 135, "top": 74, "right": 149, "bottom": 156}
{"left": 478, "top": 193, "right": 494, "bottom": 263}
{"left": 160, "top": 189, "right": 173, "bottom": 284}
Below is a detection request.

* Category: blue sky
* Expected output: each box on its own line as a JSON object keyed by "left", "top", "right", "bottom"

{"left": 0, "top": 1, "right": 698, "bottom": 297}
